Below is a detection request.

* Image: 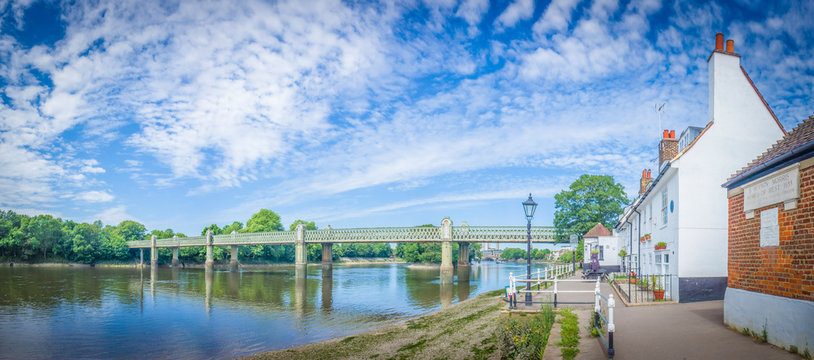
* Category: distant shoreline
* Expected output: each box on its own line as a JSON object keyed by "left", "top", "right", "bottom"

{"left": 2, "top": 258, "right": 411, "bottom": 268}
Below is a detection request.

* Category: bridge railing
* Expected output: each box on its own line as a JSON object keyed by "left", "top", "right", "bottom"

{"left": 213, "top": 231, "right": 295, "bottom": 245}
{"left": 128, "top": 224, "right": 559, "bottom": 248}
{"left": 453, "top": 226, "right": 555, "bottom": 241}
{"left": 304, "top": 226, "right": 440, "bottom": 243}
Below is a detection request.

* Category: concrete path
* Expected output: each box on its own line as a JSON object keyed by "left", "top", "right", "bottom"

{"left": 613, "top": 300, "right": 801, "bottom": 360}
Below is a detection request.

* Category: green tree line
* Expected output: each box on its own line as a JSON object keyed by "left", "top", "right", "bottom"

{"left": 499, "top": 248, "right": 551, "bottom": 260}
{"left": 0, "top": 209, "right": 468, "bottom": 264}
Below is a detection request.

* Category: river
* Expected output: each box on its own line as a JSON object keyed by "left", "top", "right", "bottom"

{"left": 0, "top": 262, "right": 549, "bottom": 359}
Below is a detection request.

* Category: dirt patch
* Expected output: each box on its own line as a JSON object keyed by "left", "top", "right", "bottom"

{"left": 244, "top": 290, "right": 505, "bottom": 360}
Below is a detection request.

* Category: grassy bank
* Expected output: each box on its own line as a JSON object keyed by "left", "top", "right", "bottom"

{"left": 245, "top": 289, "right": 507, "bottom": 360}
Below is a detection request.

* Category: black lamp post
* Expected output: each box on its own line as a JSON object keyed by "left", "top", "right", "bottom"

{"left": 522, "top": 193, "right": 537, "bottom": 305}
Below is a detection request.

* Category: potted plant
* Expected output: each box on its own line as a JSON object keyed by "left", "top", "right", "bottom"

{"left": 652, "top": 276, "right": 665, "bottom": 300}
{"left": 618, "top": 249, "right": 627, "bottom": 258}
{"left": 640, "top": 236, "right": 646, "bottom": 243}
{"left": 655, "top": 241, "right": 667, "bottom": 250}
{"left": 644, "top": 233, "right": 651, "bottom": 241}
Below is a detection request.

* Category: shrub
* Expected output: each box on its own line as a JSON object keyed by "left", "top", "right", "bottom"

{"left": 497, "top": 305, "right": 556, "bottom": 359}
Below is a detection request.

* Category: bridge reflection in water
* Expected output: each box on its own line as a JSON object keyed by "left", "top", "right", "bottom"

{"left": 137, "top": 264, "right": 486, "bottom": 316}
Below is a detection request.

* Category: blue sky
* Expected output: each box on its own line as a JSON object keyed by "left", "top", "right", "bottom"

{"left": 1, "top": 0, "right": 812, "bottom": 235}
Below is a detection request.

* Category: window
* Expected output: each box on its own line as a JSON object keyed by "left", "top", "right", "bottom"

{"left": 599, "top": 246, "right": 604, "bottom": 261}
{"left": 661, "top": 190, "right": 668, "bottom": 225}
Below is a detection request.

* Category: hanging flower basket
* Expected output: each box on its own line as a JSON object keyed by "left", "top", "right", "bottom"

{"left": 640, "top": 236, "right": 646, "bottom": 243}
{"left": 645, "top": 234, "right": 651, "bottom": 241}
{"left": 655, "top": 242, "right": 667, "bottom": 250}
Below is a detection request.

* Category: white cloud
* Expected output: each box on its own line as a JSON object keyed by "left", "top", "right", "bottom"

{"left": 533, "top": 0, "right": 582, "bottom": 35}
{"left": 73, "top": 190, "right": 114, "bottom": 203}
{"left": 80, "top": 159, "right": 105, "bottom": 174}
{"left": 91, "top": 205, "right": 137, "bottom": 226}
{"left": 494, "top": 0, "right": 534, "bottom": 31}
{"left": 455, "top": 0, "right": 489, "bottom": 35}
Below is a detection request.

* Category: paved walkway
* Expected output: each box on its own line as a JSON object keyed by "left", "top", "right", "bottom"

{"left": 613, "top": 298, "right": 800, "bottom": 360}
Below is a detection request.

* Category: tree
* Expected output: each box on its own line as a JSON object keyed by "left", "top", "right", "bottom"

{"left": 116, "top": 220, "right": 146, "bottom": 242}
{"left": 289, "top": 220, "right": 317, "bottom": 231}
{"left": 222, "top": 221, "right": 243, "bottom": 234}
{"left": 553, "top": 174, "right": 628, "bottom": 242}
{"left": 25, "top": 215, "right": 63, "bottom": 259}
{"left": 201, "top": 224, "right": 223, "bottom": 236}
{"left": 243, "top": 209, "right": 284, "bottom": 233}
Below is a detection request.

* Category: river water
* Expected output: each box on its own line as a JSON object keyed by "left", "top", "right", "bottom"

{"left": 0, "top": 262, "right": 548, "bottom": 359}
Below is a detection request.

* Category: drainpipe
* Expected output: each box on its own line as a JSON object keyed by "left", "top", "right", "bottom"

{"left": 625, "top": 219, "right": 633, "bottom": 298}
{"left": 632, "top": 208, "right": 641, "bottom": 276}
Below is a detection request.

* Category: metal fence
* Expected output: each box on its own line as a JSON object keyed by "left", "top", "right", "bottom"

{"left": 610, "top": 273, "right": 673, "bottom": 304}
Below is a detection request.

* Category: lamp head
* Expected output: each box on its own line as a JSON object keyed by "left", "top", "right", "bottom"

{"left": 522, "top": 193, "right": 537, "bottom": 221}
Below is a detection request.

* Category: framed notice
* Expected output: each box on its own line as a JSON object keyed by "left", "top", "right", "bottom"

{"left": 760, "top": 207, "right": 779, "bottom": 247}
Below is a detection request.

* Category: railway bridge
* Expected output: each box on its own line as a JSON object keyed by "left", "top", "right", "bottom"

{"left": 127, "top": 217, "right": 557, "bottom": 279}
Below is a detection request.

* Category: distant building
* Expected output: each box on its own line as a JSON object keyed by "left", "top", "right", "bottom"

{"left": 615, "top": 33, "right": 787, "bottom": 302}
{"left": 722, "top": 116, "right": 814, "bottom": 352}
{"left": 582, "top": 223, "right": 621, "bottom": 271}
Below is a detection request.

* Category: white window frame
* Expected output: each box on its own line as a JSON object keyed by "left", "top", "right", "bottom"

{"left": 661, "top": 190, "right": 668, "bottom": 227}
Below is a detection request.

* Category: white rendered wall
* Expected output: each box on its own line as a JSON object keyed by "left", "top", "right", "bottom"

{"left": 675, "top": 52, "right": 785, "bottom": 278}
{"left": 724, "top": 287, "right": 814, "bottom": 353}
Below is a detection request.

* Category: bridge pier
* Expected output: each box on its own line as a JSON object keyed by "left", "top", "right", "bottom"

{"left": 205, "top": 230, "right": 214, "bottom": 271}
{"left": 139, "top": 248, "right": 143, "bottom": 268}
{"left": 230, "top": 245, "right": 239, "bottom": 271}
{"left": 294, "top": 224, "right": 307, "bottom": 272}
{"left": 440, "top": 217, "right": 454, "bottom": 282}
{"left": 172, "top": 235, "right": 180, "bottom": 267}
{"left": 321, "top": 243, "right": 332, "bottom": 270}
{"left": 458, "top": 242, "right": 470, "bottom": 266}
{"left": 150, "top": 235, "right": 158, "bottom": 268}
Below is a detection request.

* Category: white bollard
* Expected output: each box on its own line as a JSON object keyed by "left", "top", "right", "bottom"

{"left": 594, "top": 281, "right": 601, "bottom": 313}
{"left": 608, "top": 293, "right": 615, "bottom": 332}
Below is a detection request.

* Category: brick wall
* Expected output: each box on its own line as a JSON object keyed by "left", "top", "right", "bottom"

{"left": 727, "top": 164, "right": 814, "bottom": 301}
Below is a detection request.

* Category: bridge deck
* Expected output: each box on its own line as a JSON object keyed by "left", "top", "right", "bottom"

{"left": 128, "top": 226, "right": 558, "bottom": 248}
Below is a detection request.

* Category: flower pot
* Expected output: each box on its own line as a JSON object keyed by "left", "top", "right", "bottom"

{"left": 630, "top": 278, "right": 637, "bottom": 284}
{"left": 645, "top": 234, "right": 651, "bottom": 240}
{"left": 653, "top": 289, "right": 665, "bottom": 300}
{"left": 655, "top": 245, "right": 666, "bottom": 250}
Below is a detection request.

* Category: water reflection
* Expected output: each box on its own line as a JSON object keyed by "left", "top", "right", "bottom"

{"left": 0, "top": 262, "right": 550, "bottom": 359}
{"left": 457, "top": 266, "right": 471, "bottom": 302}
{"left": 205, "top": 269, "right": 213, "bottom": 314}
{"left": 321, "top": 271, "right": 333, "bottom": 311}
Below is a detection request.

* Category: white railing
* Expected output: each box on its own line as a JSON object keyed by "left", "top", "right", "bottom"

{"left": 505, "top": 265, "right": 617, "bottom": 356}
{"left": 594, "top": 281, "right": 616, "bottom": 356}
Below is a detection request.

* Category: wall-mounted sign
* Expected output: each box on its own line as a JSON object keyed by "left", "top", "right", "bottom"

{"left": 744, "top": 167, "right": 799, "bottom": 214}
{"left": 760, "top": 207, "right": 779, "bottom": 247}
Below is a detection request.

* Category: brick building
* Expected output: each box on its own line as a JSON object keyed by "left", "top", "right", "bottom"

{"left": 722, "top": 116, "right": 814, "bottom": 353}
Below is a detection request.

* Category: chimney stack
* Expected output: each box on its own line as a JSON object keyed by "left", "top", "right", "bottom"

{"left": 639, "top": 169, "right": 653, "bottom": 195}
{"left": 659, "top": 129, "right": 679, "bottom": 168}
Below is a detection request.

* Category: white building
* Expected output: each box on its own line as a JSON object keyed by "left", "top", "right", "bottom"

{"left": 582, "top": 223, "right": 621, "bottom": 272}
{"left": 614, "top": 33, "right": 786, "bottom": 302}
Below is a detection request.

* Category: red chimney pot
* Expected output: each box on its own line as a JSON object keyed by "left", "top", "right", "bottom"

{"left": 726, "top": 39, "right": 734, "bottom": 53}
{"left": 663, "top": 129, "right": 669, "bottom": 138}
{"left": 715, "top": 33, "right": 724, "bottom": 51}
{"left": 670, "top": 130, "right": 675, "bottom": 138}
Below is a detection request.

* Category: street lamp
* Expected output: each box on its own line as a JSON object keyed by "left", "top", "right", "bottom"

{"left": 522, "top": 193, "right": 537, "bottom": 305}
{"left": 569, "top": 234, "right": 578, "bottom": 274}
